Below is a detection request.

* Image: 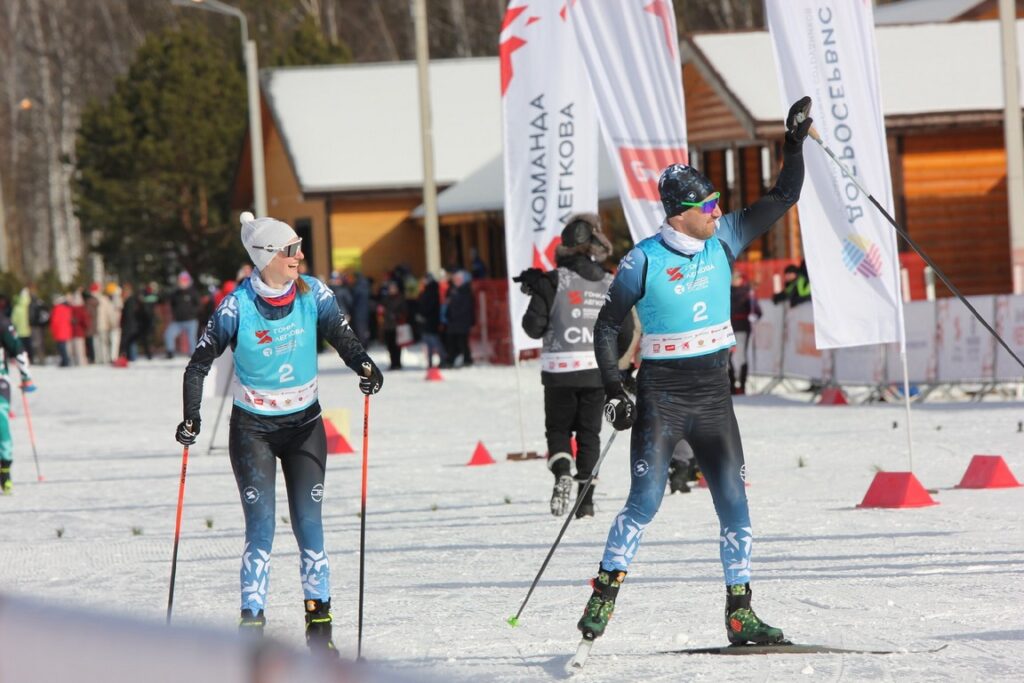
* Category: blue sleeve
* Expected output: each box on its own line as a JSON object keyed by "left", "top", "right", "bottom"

{"left": 594, "top": 247, "right": 647, "bottom": 389}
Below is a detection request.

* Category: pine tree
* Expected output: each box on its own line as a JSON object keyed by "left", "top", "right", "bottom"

{"left": 74, "top": 25, "right": 247, "bottom": 282}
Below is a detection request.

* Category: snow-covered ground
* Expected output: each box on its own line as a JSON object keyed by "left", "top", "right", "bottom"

{"left": 1, "top": 350, "right": 1022, "bottom": 682}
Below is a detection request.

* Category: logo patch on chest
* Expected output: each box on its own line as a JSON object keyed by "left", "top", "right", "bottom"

{"left": 666, "top": 266, "right": 684, "bottom": 282}
{"left": 255, "top": 330, "right": 273, "bottom": 345}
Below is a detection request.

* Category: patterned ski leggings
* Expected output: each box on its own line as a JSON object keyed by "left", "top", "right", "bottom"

{"left": 229, "top": 408, "right": 331, "bottom": 613}
{"left": 600, "top": 360, "right": 752, "bottom": 586}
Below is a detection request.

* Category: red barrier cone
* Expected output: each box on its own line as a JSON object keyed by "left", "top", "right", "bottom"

{"left": 956, "top": 455, "right": 1021, "bottom": 489}
{"left": 858, "top": 472, "right": 937, "bottom": 508}
{"left": 819, "top": 386, "right": 848, "bottom": 405}
{"left": 425, "top": 367, "right": 444, "bottom": 381}
{"left": 324, "top": 418, "right": 354, "bottom": 455}
{"left": 467, "top": 441, "right": 495, "bottom": 466}
{"left": 698, "top": 473, "right": 748, "bottom": 488}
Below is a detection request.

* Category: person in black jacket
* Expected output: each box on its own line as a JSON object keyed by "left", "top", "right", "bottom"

{"left": 772, "top": 260, "right": 811, "bottom": 307}
{"left": 164, "top": 271, "right": 202, "bottom": 358}
{"left": 729, "top": 270, "right": 762, "bottom": 395}
{"left": 442, "top": 271, "right": 475, "bottom": 368}
{"left": 416, "top": 274, "right": 444, "bottom": 369}
{"left": 517, "top": 213, "right": 634, "bottom": 518}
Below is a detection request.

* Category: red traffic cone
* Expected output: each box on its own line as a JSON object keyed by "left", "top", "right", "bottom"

{"left": 697, "top": 473, "right": 748, "bottom": 488}
{"left": 324, "top": 418, "right": 354, "bottom": 455}
{"left": 425, "top": 367, "right": 444, "bottom": 381}
{"left": 819, "top": 386, "right": 847, "bottom": 405}
{"left": 467, "top": 441, "right": 495, "bottom": 466}
{"left": 858, "top": 472, "right": 938, "bottom": 508}
{"left": 956, "top": 455, "right": 1021, "bottom": 489}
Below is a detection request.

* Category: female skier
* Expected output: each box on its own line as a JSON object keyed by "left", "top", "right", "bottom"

{"left": 175, "top": 212, "right": 383, "bottom": 654}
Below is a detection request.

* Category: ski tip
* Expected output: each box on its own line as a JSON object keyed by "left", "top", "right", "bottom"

{"left": 506, "top": 615, "right": 519, "bottom": 627}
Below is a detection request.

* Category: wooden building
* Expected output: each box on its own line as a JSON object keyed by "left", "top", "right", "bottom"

{"left": 234, "top": 58, "right": 502, "bottom": 283}
{"left": 683, "top": 15, "right": 1024, "bottom": 296}
{"left": 239, "top": 3, "right": 1024, "bottom": 300}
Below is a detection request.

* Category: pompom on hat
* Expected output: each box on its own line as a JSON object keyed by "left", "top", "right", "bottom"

{"left": 240, "top": 211, "right": 299, "bottom": 272}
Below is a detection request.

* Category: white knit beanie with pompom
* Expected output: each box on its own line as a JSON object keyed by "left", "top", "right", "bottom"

{"left": 239, "top": 211, "right": 299, "bottom": 272}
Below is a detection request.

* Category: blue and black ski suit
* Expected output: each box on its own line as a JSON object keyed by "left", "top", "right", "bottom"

{"left": 182, "top": 275, "right": 373, "bottom": 614}
{"left": 593, "top": 139, "right": 804, "bottom": 587}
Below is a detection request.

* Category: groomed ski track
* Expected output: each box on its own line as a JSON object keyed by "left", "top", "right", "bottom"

{"left": 0, "top": 354, "right": 1020, "bottom": 682}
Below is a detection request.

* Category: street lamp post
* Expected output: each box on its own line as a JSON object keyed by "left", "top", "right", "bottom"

{"left": 171, "top": 0, "right": 267, "bottom": 219}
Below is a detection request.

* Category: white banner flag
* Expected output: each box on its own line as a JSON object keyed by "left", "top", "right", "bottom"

{"left": 501, "top": 0, "right": 599, "bottom": 354}
{"left": 569, "top": 0, "right": 687, "bottom": 242}
{"left": 767, "top": 0, "right": 904, "bottom": 349}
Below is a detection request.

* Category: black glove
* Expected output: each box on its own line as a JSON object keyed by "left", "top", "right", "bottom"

{"left": 175, "top": 418, "right": 200, "bottom": 446}
{"left": 785, "top": 96, "right": 813, "bottom": 144}
{"left": 513, "top": 268, "right": 555, "bottom": 303}
{"left": 603, "top": 384, "right": 636, "bottom": 431}
{"left": 359, "top": 360, "right": 383, "bottom": 395}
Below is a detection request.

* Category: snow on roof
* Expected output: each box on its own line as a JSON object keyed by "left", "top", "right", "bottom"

{"left": 688, "top": 19, "right": 1024, "bottom": 124}
{"left": 262, "top": 58, "right": 500, "bottom": 194}
{"left": 413, "top": 137, "right": 621, "bottom": 217}
{"left": 874, "top": 0, "right": 984, "bottom": 26}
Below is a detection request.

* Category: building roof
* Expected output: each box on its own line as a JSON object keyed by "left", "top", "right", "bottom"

{"left": 684, "top": 19, "right": 1024, "bottom": 130}
{"left": 874, "top": 0, "right": 985, "bottom": 25}
{"left": 261, "top": 58, "right": 500, "bottom": 194}
{"left": 413, "top": 137, "right": 621, "bottom": 217}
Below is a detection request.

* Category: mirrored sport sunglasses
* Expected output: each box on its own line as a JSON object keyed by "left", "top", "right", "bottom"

{"left": 251, "top": 239, "right": 302, "bottom": 258}
{"left": 679, "top": 191, "right": 721, "bottom": 215}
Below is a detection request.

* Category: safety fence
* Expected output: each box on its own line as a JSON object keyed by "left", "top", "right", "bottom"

{"left": 750, "top": 295, "right": 1024, "bottom": 395}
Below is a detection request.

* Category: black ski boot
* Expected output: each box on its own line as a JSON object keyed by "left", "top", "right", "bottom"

{"left": 549, "top": 452, "right": 574, "bottom": 516}
{"left": 238, "top": 609, "right": 266, "bottom": 638}
{"left": 575, "top": 481, "right": 595, "bottom": 518}
{"left": 668, "top": 461, "right": 691, "bottom": 494}
{"left": 304, "top": 599, "right": 340, "bottom": 657}
{"left": 1, "top": 464, "right": 11, "bottom": 495}
{"left": 725, "top": 584, "right": 785, "bottom": 645}
{"left": 577, "top": 567, "right": 626, "bottom": 641}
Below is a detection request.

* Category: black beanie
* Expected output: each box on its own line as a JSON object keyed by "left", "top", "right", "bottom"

{"left": 658, "top": 164, "right": 715, "bottom": 218}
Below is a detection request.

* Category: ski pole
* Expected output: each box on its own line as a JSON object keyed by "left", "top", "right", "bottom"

{"left": 508, "top": 430, "right": 619, "bottom": 627}
{"left": 20, "top": 388, "right": 43, "bottom": 482}
{"left": 805, "top": 123, "right": 1024, "bottom": 372}
{"left": 206, "top": 357, "right": 234, "bottom": 454}
{"left": 166, "top": 439, "right": 191, "bottom": 624}
{"left": 357, "top": 393, "right": 370, "bottom": 660}
{"left": 205, "top": 389, "right": 230, "bottom": 455}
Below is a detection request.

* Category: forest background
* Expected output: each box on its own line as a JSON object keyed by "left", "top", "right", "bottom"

{"left": 0, "top": 0, "right": 899, "bottom": 294}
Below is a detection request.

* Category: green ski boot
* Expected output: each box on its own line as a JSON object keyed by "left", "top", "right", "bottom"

{"left": 725, "top": 583, "right": 785, "bottom": 645}
{"left": 1, "top": 465, "right": 11, "bottom": 495}
{"left": 304, "top": 599, "right": 340, "bottom": 657}
{"left": 238, "top": 609, "right": 266, "bottom": 638}
{"left": 577, "top": 567, "right": 626, "bottom": 641}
